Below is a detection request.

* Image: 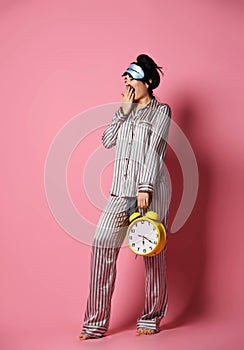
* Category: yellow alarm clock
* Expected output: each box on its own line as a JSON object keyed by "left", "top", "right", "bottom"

{"left": 126, "top": 211, "right": 167, "bottom": 256}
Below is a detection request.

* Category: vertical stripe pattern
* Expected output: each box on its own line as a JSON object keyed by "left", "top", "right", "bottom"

{"left": 82, "top": 183, "right": 170, "bottom": 337}
{"left": 81, "top": 97, "right": 171, "bottom": 337}
{"left": 102, "top": 98, "right": 171, "bottom": 197}
{"left": 83, "top": 196, "right": 129, "bottom": 338}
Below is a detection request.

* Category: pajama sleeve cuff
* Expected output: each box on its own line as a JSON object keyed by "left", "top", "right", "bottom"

{"left": 114, "top": 107, "right": 128, "bottom": 122}
{"left": 138, "top": 183, "right": 154, "bottom": 193}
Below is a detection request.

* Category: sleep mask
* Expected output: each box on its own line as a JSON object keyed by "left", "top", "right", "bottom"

{"left": 122, "top": 63, "right": 145, "bottom": 80}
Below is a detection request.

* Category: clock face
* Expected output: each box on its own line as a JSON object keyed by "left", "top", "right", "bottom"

{"left": 127, "top": 219, "right": 159, "bottom": 255}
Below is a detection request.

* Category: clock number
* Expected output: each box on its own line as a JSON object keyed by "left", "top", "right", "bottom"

{"left": 141, "top": 221, "right": 145, "bottom": 224}
{"left": 132, "top": 243, "right": 135, "bottom": 247}
{"left": 154, "top": 241, "right": 157, "bottom": 245}
{"left": 137, "top": 247, "right": 140, "bottom": 251}
{"left": 143, "top": 249, "right": 146, "bottom": 254}
{"left": 131, "top": 229, "right": 135, "bottom": 233}
{"left": 149, "top": 246, "right": 153, "bottom": 250}
{"left": 129, "top": 236, "right": 132, "bottom": 240}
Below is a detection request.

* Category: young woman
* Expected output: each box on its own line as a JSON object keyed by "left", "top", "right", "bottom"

{"left": 79, "top": 54, "right": 171, "bottom": 339}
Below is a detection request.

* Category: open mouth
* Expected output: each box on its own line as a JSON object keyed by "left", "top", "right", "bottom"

{"left": 126, "top": 85, "right": 135, "bottom": 93}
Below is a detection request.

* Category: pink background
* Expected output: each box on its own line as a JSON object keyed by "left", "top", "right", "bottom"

{"left": 1, "top": 0, "right": 244, "bottom": 349}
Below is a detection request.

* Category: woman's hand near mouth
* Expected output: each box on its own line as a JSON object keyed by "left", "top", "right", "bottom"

{"left": 121, "top": 85, "right": 135, "bottom": 115}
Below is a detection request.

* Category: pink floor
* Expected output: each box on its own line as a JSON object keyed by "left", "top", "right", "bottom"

{"left": 2, "top": 316, "right": 243, "bottom": 350}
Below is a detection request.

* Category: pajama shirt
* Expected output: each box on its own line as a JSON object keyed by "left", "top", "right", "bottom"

{"left": 82, "top": 97, "right": 171, "bottom": 337}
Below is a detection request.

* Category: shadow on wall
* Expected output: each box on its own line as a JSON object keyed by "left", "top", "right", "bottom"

{"left": 164, "top": 96, "right": 212, "bottom": 329}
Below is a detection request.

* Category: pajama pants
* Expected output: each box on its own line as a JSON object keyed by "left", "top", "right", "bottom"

{"left": 82, "top": 182, "right": 170, "bottom": 338}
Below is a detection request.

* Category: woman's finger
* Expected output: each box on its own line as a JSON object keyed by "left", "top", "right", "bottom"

{"left": 128, "top": 89, "right": 135, "bottom": 101}
{"left": 123, "top": 88, "right": 131, "bottom": 99}
{"left": 137, "top": 192, "right": 149, "bottom": 209}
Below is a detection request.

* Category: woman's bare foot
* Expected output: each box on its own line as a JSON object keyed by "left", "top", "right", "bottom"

{"left": 79, "top": 333, "right": 91, "bottom": 340}
{"left": 136, "top": 328, "right": 156, "bottom": 336}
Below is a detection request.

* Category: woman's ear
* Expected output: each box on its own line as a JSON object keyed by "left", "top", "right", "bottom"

{"left": 145, "top": 79, "right": 152, "bottom": 88}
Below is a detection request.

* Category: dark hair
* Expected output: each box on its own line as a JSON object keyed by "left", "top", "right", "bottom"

{"left": 133, "top": 54, "right": 164, "bottom": 96}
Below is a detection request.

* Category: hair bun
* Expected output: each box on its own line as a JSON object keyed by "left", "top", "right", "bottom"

{"left": 135, "top": 54, "right": 164, "bottom": 90}
{"left": 137, "top": 54, "right": 158, "bottom": 69}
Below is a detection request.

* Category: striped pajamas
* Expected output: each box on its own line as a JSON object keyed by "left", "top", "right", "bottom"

{"left": 82, "top": 97, "right": 171, "bottom": 337}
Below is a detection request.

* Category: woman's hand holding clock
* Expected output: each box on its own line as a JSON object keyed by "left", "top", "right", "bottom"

{"left": 121, "top": 85, "right": 135, "bottom": 115}
{"left": 137, "top": 192, "right": 150, "bottom": 209}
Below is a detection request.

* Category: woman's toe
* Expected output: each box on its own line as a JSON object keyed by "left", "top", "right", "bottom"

{"left": 79, "top": 333, "right": 90, "bottom": 340}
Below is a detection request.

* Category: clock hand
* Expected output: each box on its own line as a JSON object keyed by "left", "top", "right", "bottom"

{"left": 146, "top": 227, "right": 159, "bottom": 244}
{"left": 143, "top": 236, "right": 154, "bottom": 244}
{"left": 138, "top": 234, "right": 154, "bottom": 245}
{"left": 138, "top": 234, "right": 145, "bottom": 245}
